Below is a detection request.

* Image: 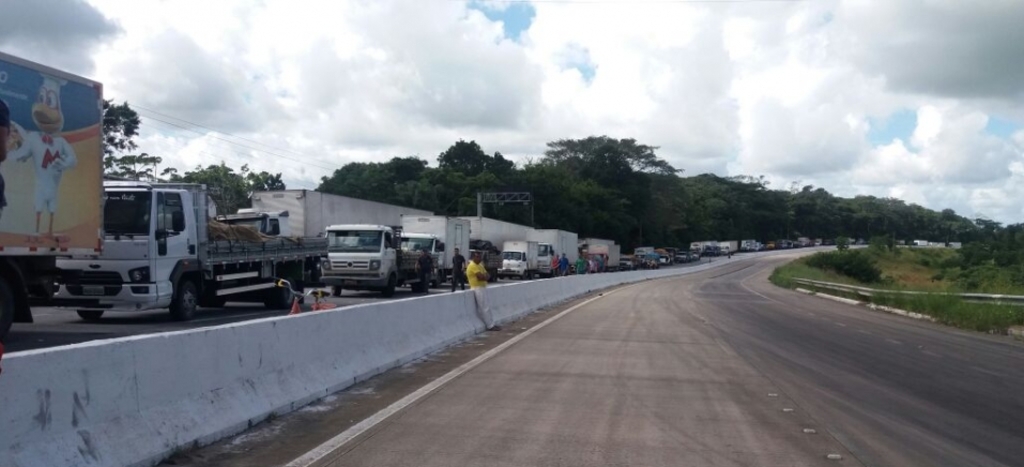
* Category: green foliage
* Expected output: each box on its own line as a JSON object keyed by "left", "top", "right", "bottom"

{"left": 102, "top": 100, "right": 140, "bottom": 159}
{"left": 806, "top": 251, "right": 882, "bottom": 283}
{"left": 165, "top": 163, "right": 286, "bottom": 214}
{"left": 836, "top": 236, "right": 850, "bottom": 251}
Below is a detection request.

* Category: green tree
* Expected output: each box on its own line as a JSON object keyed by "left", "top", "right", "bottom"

{"left": 168, "top": 163, "right": 286, "bottom": 214}
{"left": 102, "top": 100, "right": 141, "bottom": 173}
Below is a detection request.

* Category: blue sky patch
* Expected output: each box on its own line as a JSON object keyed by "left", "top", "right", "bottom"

{"left": 985, "top": 116, "right": 1020, "bottom": 138}
{"left": 468, "top": 1, "right": 536, "bottom": 42}
{"left": 868, "top": 109, "right": 917, "bottom": 146}
{"left": 560, "top": 43, "right": 596, "bottom": 85}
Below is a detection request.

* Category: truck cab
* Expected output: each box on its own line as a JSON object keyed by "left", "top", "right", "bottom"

{"left": 321, "top": 224, "right": 436, "bottom": 296}
{"left": 500, "top": 240, "right": 539, "bottom": 280}
{"left": 216, "top": 209, "right": 291, "bottom": 237}
{"left": 402, "top": 233, "right": 443, "bottom": 287}
{"left": 57, "top": 182, "right": 199, "bottom": 316}
{"left": 537, "top": 242, "right": 554, "bottom": 277}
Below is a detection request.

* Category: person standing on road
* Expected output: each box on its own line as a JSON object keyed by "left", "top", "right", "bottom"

{"left": 467, "top": 251, "right": 501, "bottom": 331}
{"left": 575, "top": 255, "right": 586, "bottom": 275}
{"left": 550, "top": 253, "right": 559, "bottom": 277}
{"left": 451, "top": 247, "right": 467, "bottom": 292}
{"left": 415, "top": 249, "right": 433, "bottom": 294}
{"left": 558, "top": 253, "right": 569, "bottom": 276}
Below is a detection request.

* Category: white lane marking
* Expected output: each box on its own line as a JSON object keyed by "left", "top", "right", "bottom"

{"left": 285, "top": 282, "right": 642, "bottom": 467}
{"left": 191, "top": 312, "right": 273, "bottom": 323}
{"left": 886, "top": 338, "right": 903, "bottom": 345}
{"left": 835, "top": 322, "right": 847, "bottom": 327}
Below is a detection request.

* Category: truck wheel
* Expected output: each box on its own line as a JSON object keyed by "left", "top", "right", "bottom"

{"left": 76, "top": 310, "right": 105, "bottom": 321}
{"left": 0, "top": 279, "right": 14, "bottom": 342}
{"left": 381, "top": 274, "right": 397, "bottom": 298}
{"left": 264, "top": 286, "right": 292, "bottom": 310}
{"left": 332, "top": 286, "right": 343, "bottom": 297}
{"left": 169, "top": 280, "right": 198, "bottom": 321}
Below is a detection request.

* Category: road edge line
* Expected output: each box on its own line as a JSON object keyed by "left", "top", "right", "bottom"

{"left": 284, "top": 281, "right": 643, "bottom": 467}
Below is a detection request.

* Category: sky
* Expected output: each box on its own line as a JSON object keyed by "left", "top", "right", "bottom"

{"left": 1, "top": 0, "right": 1023, "bottom": 223}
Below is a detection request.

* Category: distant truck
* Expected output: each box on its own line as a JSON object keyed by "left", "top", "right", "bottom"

{"left": 320, "top": 224, "right": 437, "bottom": 296}
{"left": 216, "top": 209, "right": 291, "bottom": 237}
{"left": 500, "top": 240, "right": 541, "bottom": 280}
{"left": 528, "top": 229, "right": 578, "bottom": 276}
{"left": 740, "top": 240, "right": 757, "bottom": 252}
{"left": 580, "top": 238, "right": 620, "bottom": 272}
{"left": 719, "top": 241, "right": 739, "bottom": 255}
{"left": 0, "top": 52, "right": 106, "bottom": 339}
{"left": 57, "top": 182, "right": 327, "bottom": 321}
{"left": 401, "top": 215, "right": 470, "bottom": 284}
{"left": 251, "top": 189, "right": 433, "bottom": 238}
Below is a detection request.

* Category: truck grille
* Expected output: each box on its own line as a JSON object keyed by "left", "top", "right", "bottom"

{"left": 77, "top": 271, "right": 124, "bottom": 285}
{"left": 331, "top": 260, "right": 369, "bottom": 270}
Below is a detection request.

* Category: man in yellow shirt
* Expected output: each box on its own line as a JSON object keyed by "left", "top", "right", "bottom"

{"left": 467, "top": 251, "right": 500, "bottom": 331}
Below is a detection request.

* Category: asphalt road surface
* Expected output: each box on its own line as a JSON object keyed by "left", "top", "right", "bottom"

{"left": 287, "top": 255, "right": 1024, "bottom": 467}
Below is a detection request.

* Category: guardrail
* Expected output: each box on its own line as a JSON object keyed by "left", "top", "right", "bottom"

{"left": 792, "top": 278, "right": 1024, "bottom": 305}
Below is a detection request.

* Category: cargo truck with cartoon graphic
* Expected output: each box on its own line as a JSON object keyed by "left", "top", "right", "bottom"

{"left": 0, "top": 52, "right": 104, "bottom": 340}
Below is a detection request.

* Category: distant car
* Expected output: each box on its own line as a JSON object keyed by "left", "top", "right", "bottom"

{"left": 618, "top": 260, "right": 634, "bottom": 271}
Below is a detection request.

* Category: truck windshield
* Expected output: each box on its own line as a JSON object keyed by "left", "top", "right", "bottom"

{"left": 401, "top": 237, "right": 434, "bottom": 252}
{"left": 328, "top": 230, "right": 383, "bottom": 252}
{"left": 104, "top": 191, "right": 152, "bottom": 236}
{"left": 502, "top": 251, "right": 524, "bottom": 261}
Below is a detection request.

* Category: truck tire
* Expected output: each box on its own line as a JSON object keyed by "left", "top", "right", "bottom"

{"left": 264, "top": 286, "right": 292, "bottom": 310}
{"left": 76, "top": 310, "right": 105, "bottom": 321}
{"left": 381, "top": 274, "right": 397, "bottom": 298}
{"left": 169, "top": 280, "right": 198, "bottom": 321}
{"left": 0, "top": 279, "right": 14, "bottom": 342}
{"left": 332, "top": 286, "right": 343, "bottom": 297}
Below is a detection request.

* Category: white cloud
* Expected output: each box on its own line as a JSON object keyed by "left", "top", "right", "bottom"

{"left": 3, "top": 0, "right": 1023, "bottom": 223}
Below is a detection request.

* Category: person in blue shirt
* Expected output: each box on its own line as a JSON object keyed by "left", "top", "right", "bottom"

{"left": 558, "top": 253, "right": 569, "bottom": 276}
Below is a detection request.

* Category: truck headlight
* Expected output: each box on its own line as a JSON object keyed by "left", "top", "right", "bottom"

{"left": 322, "top": 259, "right": 332, "bottom": 271}
{"left": 129, "top": 267, "right": 150, "bottom": 283}
{"left": 370, "top": 260, "right": 381, "bottom": 271}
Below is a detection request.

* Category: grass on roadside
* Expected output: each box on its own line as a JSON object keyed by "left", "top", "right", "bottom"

{"left": 771, "top": 255, "right": 1024, "bottom": 334}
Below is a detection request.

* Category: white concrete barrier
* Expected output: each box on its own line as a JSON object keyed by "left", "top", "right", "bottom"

{"left": 0, "top": 249, "right": 805, "bottom": 467}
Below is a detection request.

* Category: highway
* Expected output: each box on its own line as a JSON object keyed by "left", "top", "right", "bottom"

{"left": 177, "top": 254, "right": 1024, "bottom": 467}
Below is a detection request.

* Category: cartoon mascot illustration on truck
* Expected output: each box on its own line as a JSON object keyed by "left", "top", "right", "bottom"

{"left": 7, "top": 74, "right": 78, "bottom": 239}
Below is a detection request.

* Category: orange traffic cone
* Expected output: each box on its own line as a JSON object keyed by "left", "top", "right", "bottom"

{"left": 288, "top": 296, "right": 302, "bottom": 315}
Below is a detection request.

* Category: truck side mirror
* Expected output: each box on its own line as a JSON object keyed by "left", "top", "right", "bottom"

{"left": 171, "top": 211, "right": 186, "bottom": 232}
{"left": 437, "top": 242, "right": 445, "bottom": 252}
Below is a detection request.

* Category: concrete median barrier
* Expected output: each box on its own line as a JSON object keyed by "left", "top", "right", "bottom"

{"left": 0, "top": 250, "right": 796, "bottom": 467}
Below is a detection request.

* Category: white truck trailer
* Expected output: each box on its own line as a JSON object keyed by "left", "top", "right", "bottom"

{"left": 56, "top": 182, "right": 327, "bottom": 321}
{"left": 499, "top": 240, "right": 541, "bottom": 280}
{"left": 0, "top": 52, "right": 105, "bottom": 340}
{"left": 400, "top": 215, "right": 470, "bottom": 284}
{"left": 528, "top": 229, "right": 578, "bottom": 276}
{"left": 251, "top": 190, "right": 433, "bottom": 238}
{"left": 460, "top": 216, "right": 532, "bottom": 249}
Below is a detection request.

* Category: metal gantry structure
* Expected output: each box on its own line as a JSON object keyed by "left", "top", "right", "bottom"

{"left": 477, "top": 192, "right": 533, "bottom": 226}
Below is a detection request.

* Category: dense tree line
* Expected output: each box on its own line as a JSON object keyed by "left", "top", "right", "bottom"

{"left": 316, "top": 137, "right": 987, "bottom": 251}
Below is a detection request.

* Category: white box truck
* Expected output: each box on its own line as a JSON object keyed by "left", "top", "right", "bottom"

{"left": 499, "top": 240, "right": 540, "bottom": 280}
{"left": 528, "top": 228, "right": 578, "bottom": 276}
{"left": 0, "top": 52, "right": 105, "bottom": 339}
{"left": 251, "top": 190, "right": 433, "bottom": 238}
{"left": 401, "top": 215, "right": 470, "bottom": 284}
